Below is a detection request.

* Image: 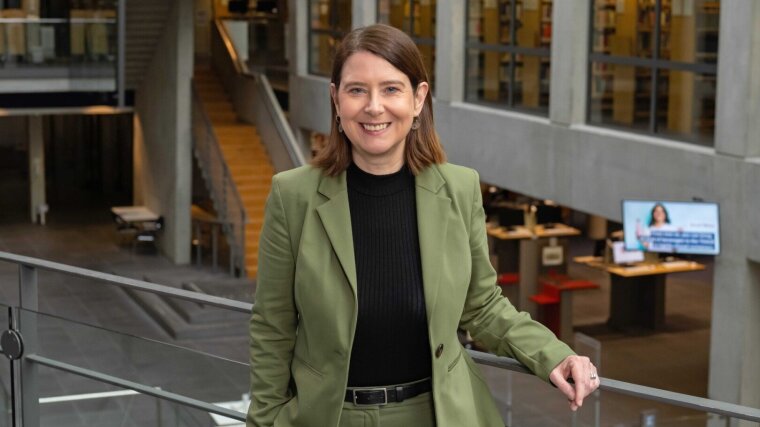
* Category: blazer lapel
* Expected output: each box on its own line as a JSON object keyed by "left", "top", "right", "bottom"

{"left": 415, "top": 165, "right": 451, "bottom": 320}
{"left": 316, "top": 171, "right": 358, "bottom": 297}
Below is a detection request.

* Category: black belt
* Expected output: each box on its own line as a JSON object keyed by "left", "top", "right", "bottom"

{"left": 345, "top": 378, "right": 431, "bottom": 406}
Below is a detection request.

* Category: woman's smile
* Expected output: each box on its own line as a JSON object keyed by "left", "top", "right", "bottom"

{"left": 361, "top": 122, "right": 391, "bottom": 134}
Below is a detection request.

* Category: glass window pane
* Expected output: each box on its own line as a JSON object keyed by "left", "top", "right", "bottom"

{"left": 589, "top": 62, "right": 652, "bottom": 131}
{"left": 309, "top": 0, "right": 351, "bottom": 76}
{"left": 310, "top": 0, "right": 332, "bottom": 31}
{"left": 412, "top": 0, "right": 436, "bottom": 39}
{"left": 656, "top": 69, "right": 716, "bottom": 145}
{"left": 660, "top": 0, "right": 719, "bottom": 64}
{"left": 334, "top": 0, "right": 353, "bottom": 33}
{"left": 513, "top": 54, "right": 550, "bottom": 112}
{"left": 515, "top": 0, "right": 552, "bottom": 49}
{"left": 465, "top": 48, "right": 511, "bottom": 105}
{"left": 378, "top": 0, "right": 413, "bottom": 33}
{"left": 592, "top": 0, "right": 654, "bottom": 58}
{"left": 467, "top": 0, "right": 511, "bottom": 46}
{"left": 309, "top": 33, "right": 338, "bottom": 76}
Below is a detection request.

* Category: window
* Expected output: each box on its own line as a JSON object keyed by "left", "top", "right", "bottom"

{"left": 588, "top": 0, "right": 719, "bottom": 145}
{"left": 377, "top": 0, "right": 437, "bottom": 88}
{"left": 465, "top": 0, "right": 553, "bottom": 115}
{"left": 308, "top": 0, "right": 352, "bottom": 76}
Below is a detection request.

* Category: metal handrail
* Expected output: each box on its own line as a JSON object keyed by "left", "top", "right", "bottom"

{"left": 192, "top": 84, "right": 248, "bottom": 276}
{"left": 214, "top": 18, "right": 306, "bottom": 168}
{"left": 0, "top": 251, "right": 251, "bottom": 313}
{"left": 469, "top": 351, "right": 760, "bottom": 423}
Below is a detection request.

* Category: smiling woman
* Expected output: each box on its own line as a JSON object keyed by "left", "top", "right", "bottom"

{"left": 312, "top": 24, "right": 444, "bottom": 176}
{"left": 329, "top": 51, "right": 428, "bottom": 174}
{"left": 247, "top": 24, "right": 599, "bottom": 427}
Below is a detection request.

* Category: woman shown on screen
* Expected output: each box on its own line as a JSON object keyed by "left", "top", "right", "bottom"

{"left": 637, "top": 203, "right": 677, "bottom": 250}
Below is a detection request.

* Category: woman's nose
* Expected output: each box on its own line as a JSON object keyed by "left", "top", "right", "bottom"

{"left": 364, "top": 92, "right": 384, "bottom": 115}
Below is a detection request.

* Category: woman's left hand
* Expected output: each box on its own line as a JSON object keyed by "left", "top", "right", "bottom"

{"left": 549, "top": 355, "right": 599, "bottom": 411}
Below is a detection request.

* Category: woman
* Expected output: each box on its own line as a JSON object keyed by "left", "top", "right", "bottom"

{"left": 637, "top": 203, "right": 677, "bottom": 250}
{"left": 649, "top": 203, "right": 671, "bottom": 229}
{"left": 248, "top": 24, "right": 598, "bottom": 427}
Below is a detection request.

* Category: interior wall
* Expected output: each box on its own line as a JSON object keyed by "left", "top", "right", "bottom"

{"left": 133, "top": 0, "right": 193, "bottom": 264}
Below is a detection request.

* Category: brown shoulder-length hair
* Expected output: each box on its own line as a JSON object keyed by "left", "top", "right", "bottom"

{"left": 311, "top": 24, "right": 446, "bottom": 176}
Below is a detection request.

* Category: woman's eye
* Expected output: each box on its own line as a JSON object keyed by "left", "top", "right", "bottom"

{"left": 348, "top": 88, "right": 365, "bottom": 94}
{"left": 385, "top": 87, "right": 400, "bottom": 94}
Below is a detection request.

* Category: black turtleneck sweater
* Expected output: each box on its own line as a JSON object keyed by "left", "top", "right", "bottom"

{"left": 346, "top": 163, "right": 431, "bottom": 387}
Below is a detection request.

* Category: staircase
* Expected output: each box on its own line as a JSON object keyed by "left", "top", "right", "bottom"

{"left": 194, "top": 65, "right": 274, "bottom": 277}
{"left": 125, "top": 0, "right": 172, "bottom": 90}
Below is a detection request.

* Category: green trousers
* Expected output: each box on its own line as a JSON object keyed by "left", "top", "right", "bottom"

{"left": 338, "top": 392, "right": 435, "bottom": 427}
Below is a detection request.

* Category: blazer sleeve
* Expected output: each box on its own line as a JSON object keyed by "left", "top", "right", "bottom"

{"left": 458, "top": 170, "right": 574, "bottom": 382}
{"left": 247, "top": 177, "right": 298, "bottom": 426}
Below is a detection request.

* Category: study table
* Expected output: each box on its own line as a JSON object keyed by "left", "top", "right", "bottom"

{"left": 111, "top": 206, "right": 161, "bottom": 224}
{"left": 487, "top": 223, "right": 581, "bottom": 317}
{"left": 573, "top": 256, "right": 705, "bottom": 331}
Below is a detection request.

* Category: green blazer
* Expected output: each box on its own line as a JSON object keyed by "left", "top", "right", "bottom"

{"left": 247, "top": 163, "right": 574, "bottom": 427}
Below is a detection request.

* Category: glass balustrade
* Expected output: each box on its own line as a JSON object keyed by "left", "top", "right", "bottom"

{"left": 0, "top": 304, "right": 10, "bottom": 427}
{"left": 0, "top": 16, "right": 117, "bottom": 89}
{"left": 25, "top": 308, "right": 249, "bottom": 413}
{"left": 1, "top": 254, "right": 759, "bottom": 426}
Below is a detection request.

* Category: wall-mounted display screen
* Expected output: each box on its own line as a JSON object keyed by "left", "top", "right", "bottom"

{"left": 622, "top": 200, "right": 720, "bottom": 255}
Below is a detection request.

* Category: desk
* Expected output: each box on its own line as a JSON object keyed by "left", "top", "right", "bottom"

{"left": 111, "top": 206, "right": 162, "bottom": 251}
{"left": 487, "top": 223, "right": 581, "bottom": 317}
{"left": 574, "top": 257, "right": 705, "bottom": 331}
{"left": 111, "top": 206, "right": 160, "bottom": 223}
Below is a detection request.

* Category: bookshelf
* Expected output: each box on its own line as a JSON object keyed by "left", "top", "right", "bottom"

{"left": 666, "top": 0, "right": 718, "bottom": 138}
{"left": 476, "top": 0, "right": 552, "bottom": 107}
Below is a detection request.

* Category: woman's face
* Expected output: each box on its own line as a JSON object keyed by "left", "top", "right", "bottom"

{"left": 652, "top": 206, "right": 666, "bottom": 225}
{"left": 331, "top": 51, "right": 428, "bottom": 173}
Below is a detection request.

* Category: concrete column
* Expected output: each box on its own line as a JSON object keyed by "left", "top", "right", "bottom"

{"left": 548, "top": 0, "right": 590, "bottom": 126}
{"left": 707, "top": 158, "right": 760, "bottom": 427}
{"left": 352, "top": 0, "right": 376, "bottom": 28}
{"left": 434, "top": 0, "right": 465, "bottom": 103}
{"left": 27, "top": 115, "right": 46, "bottom": 225}
{"left": 288, "top": 0, "right": 308, "bottom": 77}
{"left": 132, "top": 0, "right": 193, "bottom": 264}
{"left": 714, "top": 1, "right": 760, "bottom": 158}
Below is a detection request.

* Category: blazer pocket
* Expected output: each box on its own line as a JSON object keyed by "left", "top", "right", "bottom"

{"left": 293, "top": 355, "right": 325, "bottom": 379}
{"left": 447, "top": 347, "right": 463, "bottom": 372}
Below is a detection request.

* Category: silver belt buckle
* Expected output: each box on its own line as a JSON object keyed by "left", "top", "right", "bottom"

{"left": 352, "top": 387, "right": 388, "bottom": 406}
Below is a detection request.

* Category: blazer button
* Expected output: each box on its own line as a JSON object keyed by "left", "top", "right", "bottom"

{"left": 435, "top": 344, "right": 444, "bottom": 358}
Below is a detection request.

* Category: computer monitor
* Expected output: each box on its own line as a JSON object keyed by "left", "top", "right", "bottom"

{"left": 611, "top": 241, "right": 645, "bottom": 265}
{"left": 498, "top": 207, "right": 525, "bottom": 228}
{"left": 535, "top": 204, "right": 562, "bottom": 225}
{"left": 622, "top": 200, "right": 720, "bottom": 255}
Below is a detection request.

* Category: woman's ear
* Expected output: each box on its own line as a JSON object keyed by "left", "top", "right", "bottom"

{"left": 413, "top": 82, "right": 429, "bottom": 116}
{"left": 330, "top": 83, "right": 340, "bottom": 115}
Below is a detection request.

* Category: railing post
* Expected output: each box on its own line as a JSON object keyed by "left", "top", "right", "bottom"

{"left": 116, "top": 0, "right": 126, "bottom": 108}
{"left": 18, "top": 265, "right": 39, "bottom": 427}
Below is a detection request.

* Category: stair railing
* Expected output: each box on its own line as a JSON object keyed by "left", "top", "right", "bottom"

{"left": 192, "top": 86, "right": 248, "bottom": 276}
{"left": 212, "top": 18, "right": 306, "bottom": 172}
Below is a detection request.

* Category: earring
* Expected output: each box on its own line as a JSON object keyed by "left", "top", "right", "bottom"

{"left": 336, "top": 116, "right": 343, "bottom": 133}
{"left": 411, "top": 116, "right": 420, "bottom": 130}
